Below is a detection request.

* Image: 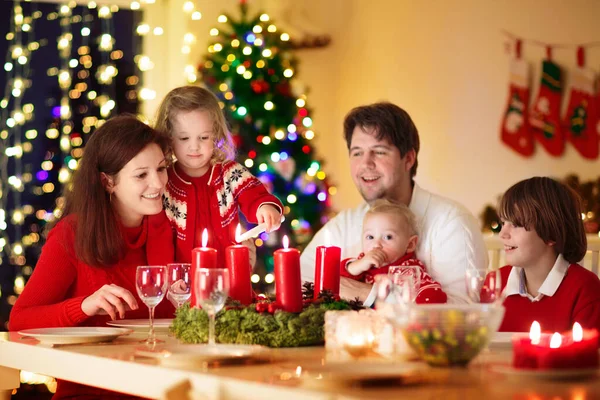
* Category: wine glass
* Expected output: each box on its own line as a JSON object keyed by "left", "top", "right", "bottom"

{"left": 167, "top": 263, "right": 191, "bottom": 309}
{"left": 136, "top": 265, "right": 168, "bottom": 346}
{"left": 466, "top": 265, "right": 503, "bottom": 303}
{"left": 388, "top": 265, "right": 421, "bottom": 302}
{"left": 195, "top": 267, "right": 229, "bottom": 345}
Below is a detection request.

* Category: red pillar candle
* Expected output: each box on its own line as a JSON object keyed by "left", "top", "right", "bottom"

{"left": 537, "top": 332, "right": 573, "bottom": 370}
{"left": 512, "top": 321, "right": 600, "bottom": 370}
{"left": 190, "top": 229, "right": 218, "bottom": 307}
{"left": 569, "top": 323, "right": 599, "bottom": 369}
{"left": 314, "top": 229, "right": 341, "bottom": 299}
{"left": 273, "top": 235, "right": 303, "bottom": 313}
{"left": 512, "top": 321, "right": 547, "bottom": 369}
{"left": 225, "top": 225, "right": 253, "bottom": 305}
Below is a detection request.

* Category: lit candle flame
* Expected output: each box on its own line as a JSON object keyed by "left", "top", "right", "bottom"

{"left": 550, "top": 332, "right": 562, "bottom": 349}
{"left": 295, "top": 366, "right": 302, "bottom": 377}
{"left": 530, "top": 321, "right": 541, "bottom": 345}
{"left": 202, "top": 228, "right": 208, "bottom": 247}
{"left": 282, "top": 235, "right": 289, "bottom": 249}
{"left": 324, "top": 229, "right": 331, "bottom": 247}
{"left": 235, "top": 224, "right": 242, "bottom": 243}
{"left": 573, "top": 322, "right": 583, "bottom": 342}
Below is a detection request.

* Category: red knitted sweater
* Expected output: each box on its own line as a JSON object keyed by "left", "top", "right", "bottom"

{"left": 497, "top": 264, "right": 600, "bottom": 333}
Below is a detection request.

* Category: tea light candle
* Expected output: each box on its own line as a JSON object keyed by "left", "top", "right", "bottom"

{"left": 225, "top": 224, "right": 253, "bottom": 305}
{"left": 313, "top": 229, "right": 341, "bottom": 299}
{"left": 191, "top": 229, "right": 218, "bottom": 307}
{"left": 336, "top": 313, "right": 377, "bottom": 358}
{"left": 273, "top": 235, "right": 303, "bottom": 313}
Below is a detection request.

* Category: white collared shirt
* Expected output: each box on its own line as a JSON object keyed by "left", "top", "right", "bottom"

{"left": 503, "top": 254, "right": 570, "bottom": 302}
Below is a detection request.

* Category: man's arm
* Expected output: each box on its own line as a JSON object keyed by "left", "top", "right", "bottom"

{"left": 428, "top": 212, "right": 488, "bottom": 304}
{"left": 339, "top": 277, "right": 373, "bottom": 303}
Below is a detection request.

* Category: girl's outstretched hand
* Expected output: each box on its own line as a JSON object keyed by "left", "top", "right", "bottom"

{"left": 256, "top": 204, "right": 282, "bottom": 233}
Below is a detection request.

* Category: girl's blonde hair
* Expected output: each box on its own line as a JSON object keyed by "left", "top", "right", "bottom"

{"left": 366, "top": 199, "right": 418, "bottom": 236}
{"left": 155, "top": 85, "right": 236, "bottom": 163}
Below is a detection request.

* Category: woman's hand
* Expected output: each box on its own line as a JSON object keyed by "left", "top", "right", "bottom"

{"left": 256, "top": 205, "right": 281, "bottom": 232}
{"left": 81, "top": 284, "right": 139, "bottom": 320}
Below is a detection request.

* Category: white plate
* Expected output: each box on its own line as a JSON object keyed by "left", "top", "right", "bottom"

{"left": 492, "top": 364, "right": 599, "bottom": 380}
{"left": 106, "top": 318, "right": 173, "bottom": 333}
{"left": 135, "top": 344, "right": 267, "bottom": 367}
{"left": 18, "top": 327, "right": 133, "bottom": 345}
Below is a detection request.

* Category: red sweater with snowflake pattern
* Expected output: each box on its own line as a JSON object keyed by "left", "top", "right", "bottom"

{"left": 341, "top": 252, "right": 447, "bottom": 304}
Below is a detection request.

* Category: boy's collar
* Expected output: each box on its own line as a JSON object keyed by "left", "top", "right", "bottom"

{"left": 504, "top": 254, "right": 570, "bottom": 302}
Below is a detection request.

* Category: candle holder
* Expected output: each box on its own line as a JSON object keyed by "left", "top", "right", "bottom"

{"left": 336, "top": 313, "right": 377, "bottom": 358}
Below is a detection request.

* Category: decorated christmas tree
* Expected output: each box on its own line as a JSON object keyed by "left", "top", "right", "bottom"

{"left": 198, "top": 2, "right": 334, "bottom": 281}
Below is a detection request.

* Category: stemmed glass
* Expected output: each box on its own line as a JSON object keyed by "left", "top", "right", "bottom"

{"left": 388, "top": 265, "right": 421, "bottom": 303}
{"left": 195, "top": 267, "right": 229, "bottom": 345}
{"left": 466, "top": 265, "right": 503, "bottom": 303}
{"left": 136, "top": 265, "right": 168, "bottom": 346}
{"left": 167, "top": 263, "right": 192, "bottom": 309}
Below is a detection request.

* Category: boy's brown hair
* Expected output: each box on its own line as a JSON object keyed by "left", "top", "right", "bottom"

{"left": 365, "top": 199, "right": 418, "bottom": 236}
{"left": 154, "top": 85, "right": 235, "bottom": 164}
{"left": 498, "top": 176, "right": 587, "bottom": 263}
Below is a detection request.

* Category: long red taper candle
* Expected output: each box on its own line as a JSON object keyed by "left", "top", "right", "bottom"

{"left": 314, "top": 229, "right": 341, "bottom": 299}
{"left": 225, "top": 224, "right": 253, "bottom": 305}
{"left": 191, "top": 229, "right": 218, "bottom": 307}
{"left": 274, "top": 235, "right": 303, "bottom": 313}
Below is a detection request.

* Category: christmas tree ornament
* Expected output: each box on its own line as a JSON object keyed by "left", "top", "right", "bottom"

{"left": 564, "top": 47, "right": 599, "bottom": 159}
{"left": 529, "top": 56, "right": 565, "bottom": 156}
{"left": 500, "top": 50, "right": 534, "bottom": 157}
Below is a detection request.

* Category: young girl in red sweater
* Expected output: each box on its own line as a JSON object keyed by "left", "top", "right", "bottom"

{"left": 155, "top": 86, "right": 283, "bottom": 269}
{"left": 9, "top": 116, "right": 176, "bottom": 399}
{"left": 495, "top": 177, "right": 600, "bottom": 333}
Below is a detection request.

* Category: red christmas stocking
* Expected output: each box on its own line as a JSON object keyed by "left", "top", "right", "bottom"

{"left": 500, "top": 58, "right": 534, "bottom": 157}
{"left": 564, "top": 68, "right": 599, "bottom": 159}
{"left": 529, "top": 60, "right": 564, "bottom": 156}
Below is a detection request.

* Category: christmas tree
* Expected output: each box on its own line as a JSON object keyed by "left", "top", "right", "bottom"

{"left": 198, "top": 2, "right": 334, "bottom": 282}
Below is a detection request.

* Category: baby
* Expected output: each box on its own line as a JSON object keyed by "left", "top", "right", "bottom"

{"left": 341, "top": 199, "right": 447, "bottom": 304}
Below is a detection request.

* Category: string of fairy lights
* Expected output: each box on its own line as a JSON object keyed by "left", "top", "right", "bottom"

{"left": 0, "top": 1, "right": 42, "bottom": 300}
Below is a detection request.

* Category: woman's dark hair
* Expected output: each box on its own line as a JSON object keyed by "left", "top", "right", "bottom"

{"left": 57, "top": 115, "right": 169, "bottom": 266}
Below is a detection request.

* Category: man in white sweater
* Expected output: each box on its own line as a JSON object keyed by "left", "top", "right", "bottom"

{"left": 300, "top": 102, "right": 488, "bottom": 305}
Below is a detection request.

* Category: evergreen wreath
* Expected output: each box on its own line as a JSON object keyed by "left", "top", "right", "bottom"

{"left": 171, "top": 283, "right": 364, "bottom": 347}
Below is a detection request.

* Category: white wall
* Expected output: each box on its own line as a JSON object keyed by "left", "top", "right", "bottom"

{"left": 147, "top": 0, "right": 600, "bottom": 221}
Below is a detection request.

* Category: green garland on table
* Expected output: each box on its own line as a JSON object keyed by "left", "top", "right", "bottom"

{"left": 171, "top": 283, "right": 364, "bottom": 348}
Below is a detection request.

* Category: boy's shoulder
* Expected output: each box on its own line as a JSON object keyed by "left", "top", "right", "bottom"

{"left": 565, "top": 263, "right": 600, "bottom": 287}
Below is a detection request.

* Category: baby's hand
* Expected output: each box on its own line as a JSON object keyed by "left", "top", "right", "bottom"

{"left": 256, "top": 205, "right": 281, "bottom": 233}
{"left": 362, "top": 249, "right": 388, "bottom": 269}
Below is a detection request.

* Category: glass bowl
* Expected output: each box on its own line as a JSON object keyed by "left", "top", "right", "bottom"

{"left": 398, "top": 303, "right": 505, "bottom": 367}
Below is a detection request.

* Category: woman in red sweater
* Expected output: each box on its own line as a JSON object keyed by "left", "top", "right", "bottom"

{"left": 9, "top": 116, "right": 176, "bottom": 399}
{"left": 492, "top": 177, "right": 600, "bottom": 335}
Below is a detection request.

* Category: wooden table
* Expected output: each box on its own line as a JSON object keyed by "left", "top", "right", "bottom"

{"left": 0, "top": 331, "right": 598, "bottom": 400}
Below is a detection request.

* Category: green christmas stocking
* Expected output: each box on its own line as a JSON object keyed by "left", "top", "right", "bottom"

{"left": 500, "top": 58, "right": 534, "bottom": 157}
{"left": 529, "top": 60, "right": 564, "bottom": 156}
